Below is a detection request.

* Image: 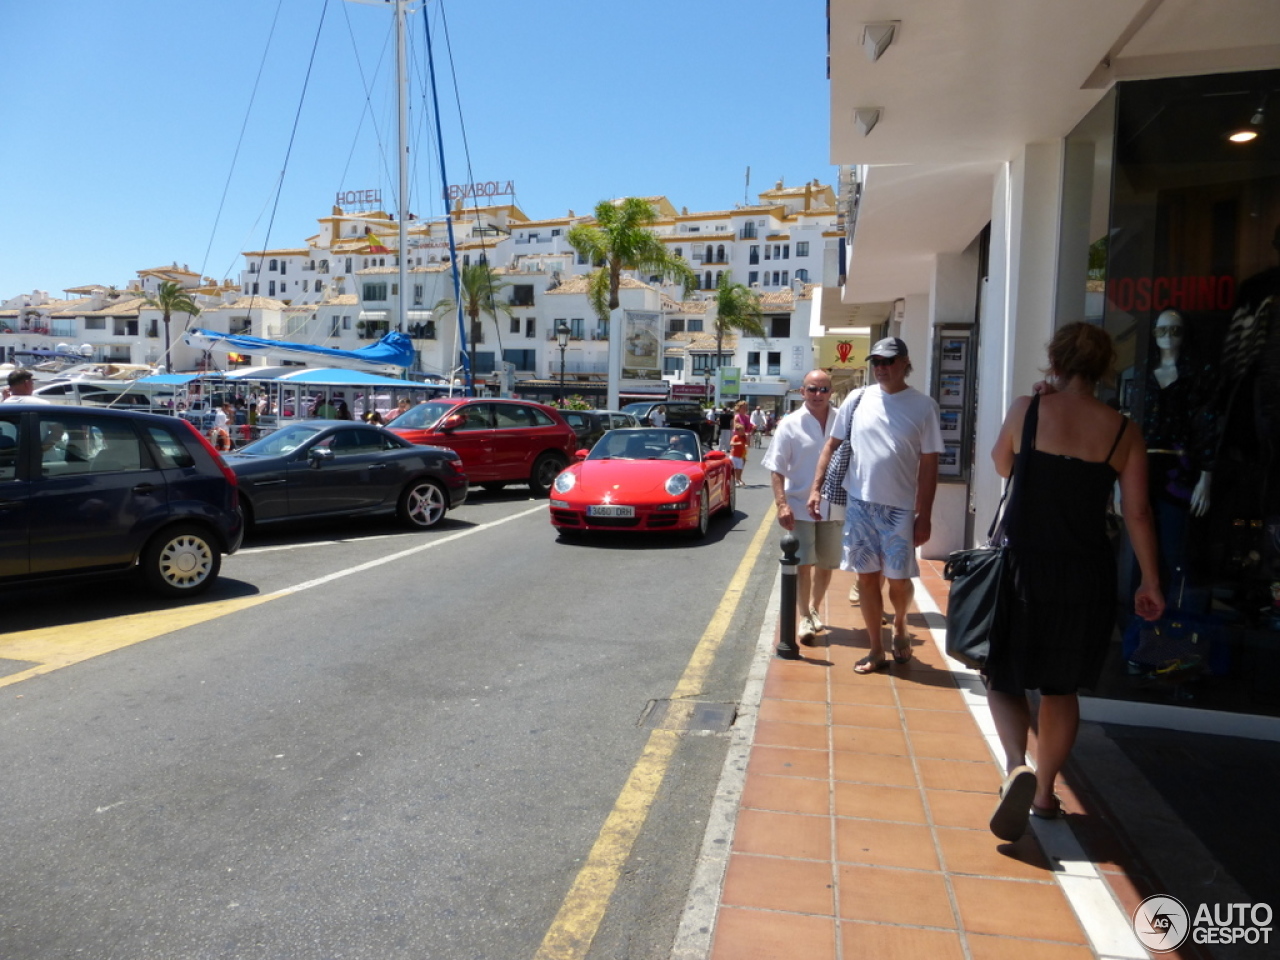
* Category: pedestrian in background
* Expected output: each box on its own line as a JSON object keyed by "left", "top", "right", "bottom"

{"left": 808, "top": 337, "right": 942, "bottom": 675}
{"left": 763, "top": 370, "right": 842, "bottom": 649}
{"left": 717, "top": 406, "right": 733, "bottom": 450}
{"left": 750, "top": 405, "right": 768, "bottom": 447}
{"left": 729, "top": 423, "right": 748, "bottom": 486}
{"left": 985, "top": 322, "right": 1164, "bottom": 840}
{"left": 2, "top": 369, "right": 49, "bottom": 403}
{"left": 650, "top": 404, "right": 667, "bottom": 428}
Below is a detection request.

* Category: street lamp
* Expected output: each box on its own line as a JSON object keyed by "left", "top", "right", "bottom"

{"left": 556, "top": 321, "right": 571, "bottom": 408}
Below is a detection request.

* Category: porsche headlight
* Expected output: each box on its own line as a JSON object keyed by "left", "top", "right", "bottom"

{"left": 665, "top": 473, "right": 691, "bottom": 497}
{"left": 553, "top": 471, "right": 577, "bottom": 494}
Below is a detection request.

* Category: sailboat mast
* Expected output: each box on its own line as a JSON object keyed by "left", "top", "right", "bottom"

{"left": 395, "top": 0, "right": 410, "bottom": 347}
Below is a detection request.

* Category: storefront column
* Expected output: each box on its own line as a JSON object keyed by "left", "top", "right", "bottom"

{"left": 971, "top": 143, "right": 1066, "bottom": 542}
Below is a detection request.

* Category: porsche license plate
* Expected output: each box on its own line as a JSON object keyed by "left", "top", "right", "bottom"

{"left": 588, "top": 504, "right": 635, "bottom": 517}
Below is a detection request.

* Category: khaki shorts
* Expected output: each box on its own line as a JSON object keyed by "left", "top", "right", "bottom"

{"left": 793, "top": 519, "right": 843, "bottom": 569}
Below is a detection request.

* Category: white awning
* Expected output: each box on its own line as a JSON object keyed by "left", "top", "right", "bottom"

{"left": 358, "top": 310, "right": 389, "bottom": 321}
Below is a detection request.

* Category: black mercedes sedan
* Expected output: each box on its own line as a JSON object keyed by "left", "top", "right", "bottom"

{"left": 225, "top": 421, "right": 467, "bottom": 531}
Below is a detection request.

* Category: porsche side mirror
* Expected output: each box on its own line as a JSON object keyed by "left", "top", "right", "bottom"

{"left": 704, "top": 450, "right": 728, "bottom": 461}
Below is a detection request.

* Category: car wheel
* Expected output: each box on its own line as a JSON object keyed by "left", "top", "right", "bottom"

{"left": 238, "top": 500, "right": 255, "bottom": 532}
{"left": 481, "top": 482, "right": 507, "bottom": 493}
{"left": 399, "top": 479, "right": 448, "bottom": 529}
{"left": 724, "top": 474, "right": 737, "bottom": 515}
{"left": 529, "top": 453, "right": 567, "bottom": 498}
{"left": 689, "top": 487, "right": 710, "bottom": 540}
{"left": 141, "top": 524, "right": 221, "bottom": 597}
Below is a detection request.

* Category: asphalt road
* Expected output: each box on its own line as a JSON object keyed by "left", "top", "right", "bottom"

{"left": 0, "top": 458, "right": 784, "bottom": 960}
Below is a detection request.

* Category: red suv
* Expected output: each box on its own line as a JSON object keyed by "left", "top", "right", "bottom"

{"left": 387, "top": 397, "right": 577, "bottom": 496}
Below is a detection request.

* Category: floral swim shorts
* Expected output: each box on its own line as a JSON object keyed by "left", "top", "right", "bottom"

{"left": 841, "top": 498, "right": 918, "bottom": 579}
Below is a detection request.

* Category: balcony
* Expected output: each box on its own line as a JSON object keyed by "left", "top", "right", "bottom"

{"left": 547, "top": 360, "right": 608, "bottom": 378}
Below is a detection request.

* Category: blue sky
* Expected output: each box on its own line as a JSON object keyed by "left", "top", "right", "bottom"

{"left": 0, "top": 0, "right": 833, "bottom": 299}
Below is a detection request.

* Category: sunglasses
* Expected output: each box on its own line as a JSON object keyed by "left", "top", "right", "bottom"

{"left": 869, "top": 356, "right": 898, "bottom": 367}
{"left": 803, "top": 385, "right": 830, "bottom": 394}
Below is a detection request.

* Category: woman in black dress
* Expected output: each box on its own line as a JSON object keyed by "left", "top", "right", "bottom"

{"left": 986, "top": 323, "right": 1164, "bottom": 841}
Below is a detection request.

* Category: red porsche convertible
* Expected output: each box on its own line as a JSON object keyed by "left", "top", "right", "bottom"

{"left": 548, "top": 428, "right": 736, "bottom": 538}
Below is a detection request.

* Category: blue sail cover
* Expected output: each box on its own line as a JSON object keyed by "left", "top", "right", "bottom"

{"left": 184, "top": 328, "right": 415, "bottom": 371}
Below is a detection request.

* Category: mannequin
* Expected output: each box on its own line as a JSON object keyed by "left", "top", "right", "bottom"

{"left": 1142, "top": 310, "right": 1211, "bottom": 592}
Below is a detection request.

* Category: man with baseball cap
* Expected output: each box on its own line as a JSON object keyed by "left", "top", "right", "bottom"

{"left": 807, "top": 336, "right": 942, "bottom": 674}
{"left": 2, "top": 369, "right": 50, "bottom": 403}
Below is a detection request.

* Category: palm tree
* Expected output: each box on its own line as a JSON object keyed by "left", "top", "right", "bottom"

{"left": 568, "top": 198, "right": 696, "bottom": 325}
{"left": 433, "top": 261, "right": 513, "bottom": 392}
{"left": 143, "top": 280, "right": 200, "bottom": 372}
{"left": 712, "top": 271, "right": 766, "bottom": 387}
{"left": 567, "top": 198, "right": 696, "bottom": 407}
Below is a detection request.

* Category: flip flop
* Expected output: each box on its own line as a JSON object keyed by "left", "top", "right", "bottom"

{"left": 853, "top": 653, "right": 887, "bottom": 675}
{"left": 989, "top": 766, "right": 1037, "bottom": 841}
{"left": 891, "top": 633, "right": 912, "bottom": 664}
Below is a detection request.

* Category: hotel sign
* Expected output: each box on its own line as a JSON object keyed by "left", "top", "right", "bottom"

{"left": 447, "top": 180, "right": 515, "bottom": 201}
{"left": 335, "top": 189, "right": 382, "bottom": 207}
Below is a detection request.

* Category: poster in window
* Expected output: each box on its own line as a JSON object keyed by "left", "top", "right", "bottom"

{"left": 939, "top": 442, "right": 962, "bottom": 477}
{"left": 940, "top": 337, "right": 967, "bottom": 372}
{"left": 939, "top": 408, "right": 962, "bottom": 439}
{"left": 938, "top": 374, "right": 965, "bottom": 407}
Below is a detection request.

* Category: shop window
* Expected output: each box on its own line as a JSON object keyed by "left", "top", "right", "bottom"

{"left": 1058, "top": 68, "right": 1280, "bottom": 717}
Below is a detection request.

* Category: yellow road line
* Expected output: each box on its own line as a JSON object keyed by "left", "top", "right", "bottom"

{"left": 533, "top": 504, "right": 777, "bottom": 960}
{"left": 0, "top": 594, "right": 279, "bottom": 689}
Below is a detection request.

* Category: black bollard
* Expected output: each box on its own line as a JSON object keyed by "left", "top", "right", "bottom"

{"left": 777, "top": 532, "right": 801, "bottom": 659}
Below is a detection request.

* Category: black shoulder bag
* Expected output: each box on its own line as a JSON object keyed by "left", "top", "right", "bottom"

{"left": 942, "top": 394, "right": 1039, "bottom": 668}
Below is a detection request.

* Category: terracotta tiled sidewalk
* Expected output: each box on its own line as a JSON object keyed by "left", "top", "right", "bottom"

{"left": 705, "top": 562, "right": 1108, "bottom": 960}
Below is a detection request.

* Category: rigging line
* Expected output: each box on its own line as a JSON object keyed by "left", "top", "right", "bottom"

{"left": 199, "top": 0, "right": 287, "bottom": 287}
{"left": 246, "top": 0, "right": 332, "bottom": 329}
{"left": 418, "top": 0, "right": 468, "bottom": 390}
{"left": 437, "top": 0, "right": 505, "bottom": 364}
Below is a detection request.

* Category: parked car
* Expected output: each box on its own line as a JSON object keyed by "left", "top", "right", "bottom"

{"left": 620, "top": 401, "right": 715, "bottom": 446}
{"left": 0, "top": 404, "right": 243, "bottom": 597}
{"left": 386, "top": 397, "right": 577, "bottom": 496}
{"left": 225, "top": 421, "right": 467, "bottom": 530}
{"left": 549, "top": 428, "right": 735, "bottom": 538}
{"left": 560, "top": 410, "right": 640, "bottom": 451}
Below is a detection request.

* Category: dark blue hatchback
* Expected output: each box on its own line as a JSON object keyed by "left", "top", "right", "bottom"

{"left": 0, "top": 404, "right": 243, "bottom": 597}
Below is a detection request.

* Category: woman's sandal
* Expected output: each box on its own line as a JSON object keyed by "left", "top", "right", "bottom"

{"left": 891, "top": 633, "right": 913, "bottom": 665}
{"left": 990, "top": 766, "right": 1037, "bottom": 841}
{"left": 1031, "top": 796, "right": 1063, "bottom": 820}
{"left": 853, "top": 653, "right": 888, "bottom": 674}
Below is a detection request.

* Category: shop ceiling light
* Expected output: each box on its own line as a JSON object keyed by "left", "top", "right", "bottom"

{"left": 1230, "top": 97, "right": 1266, "bottom": 142}
{"left": 862, "top": 22, "right": 898, "bottom": 62}
{"left": 855, "top": 108, "right": 882, "bottom": 137}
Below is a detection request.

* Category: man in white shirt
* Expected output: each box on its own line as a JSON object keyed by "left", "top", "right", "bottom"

{"left": 649, "top": 404, "right": 666, "bottom": 428}
{"left": 762, "top": 370, "right": 841, "bottom": 654}
{"left": 2, "top": 369, "right": 50, "bottom": 403}
{"left": 750, "top": 405, "right": 768, "bottom": 447}
{"left": 808, "top": 338, "right": 942, "bottom": 674}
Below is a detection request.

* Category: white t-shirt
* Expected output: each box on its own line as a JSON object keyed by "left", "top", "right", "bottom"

{"left": 831, "top": 385, "right": 943, "bottom": 511}
{"left": 650, "top": 408, "right": 666, "bottom": 428}
{"left": 2, "top": 393, "right": 50, "bottom": 404}
{"left": 751, "top": 409, "right": 768, "bottom": 430}
{"left": 761, "top": 404, "right": 845, "bottom": 522}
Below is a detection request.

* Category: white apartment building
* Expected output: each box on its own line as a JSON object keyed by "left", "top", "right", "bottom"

{"left": 2, "top": 180, "right": 844, "bottom": 406}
